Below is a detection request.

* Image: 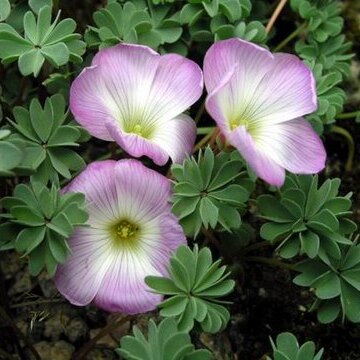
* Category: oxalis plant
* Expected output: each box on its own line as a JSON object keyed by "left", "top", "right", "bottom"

{"left": 0, "top": 0, "right": 358, "bottom": 359}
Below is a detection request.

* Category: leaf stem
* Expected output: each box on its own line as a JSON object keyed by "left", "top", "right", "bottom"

{"left": 266, "top": 0, "right": 288, "bottom": 33}
{"left": 10, "top": 298, "right": 65, "bottom": 309}
{"left": 245, "top": 256, "right": 294, "bottom": 270}
{"left": 197, "top": 126, "right": 216, "bottom": 135}
{"left": 273, "top": 23, "right": 307, "bottom": 52}
{"left": 330, "top": 125, "right": 355, "bottom": 171}
{"left": 193, "top": 129, "right": 216, "bottom": 153}
{"left": 336, "top": 111, "right": 360, "bottom": 120}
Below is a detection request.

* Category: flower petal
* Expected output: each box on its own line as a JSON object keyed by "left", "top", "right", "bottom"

{"left": 151, "top": 114, "right": 197, "bottom": 164}
{"left": 204, "top": 38, "right": 273, "bottom": 94}
{"left": 254, "top": 118, "right": 326, "bottom": 174}
{"left": 247, "top": 53, "right": 317, "bottom": 124}
{"left": 106, "top": 118, "right": 170, "bottom": 166}
{"left": 94, "top": 214, "right": 186, "bottom": 313}
{"left": 70, "top": 44, "right": 203, "bottom": 144}
{"left": 93, "top": 250, "right": 163, "bottom": 313}
{"left": 54, "top": 227, "right": 113, "bottom": 306}
{"left": 204, "top": 39, "right": 317, "bottom": 129}
{"left": 228, "top": 126, "right": 285, "bottom": 186}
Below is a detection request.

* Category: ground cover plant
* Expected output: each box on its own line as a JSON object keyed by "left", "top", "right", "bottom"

{"left": 0, "top": 0, "right": 359, "bottom": 359}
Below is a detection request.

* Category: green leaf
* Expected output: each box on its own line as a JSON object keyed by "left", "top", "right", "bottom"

{"left": 41, "top": 42, "right": 69, "bottom": 66}
{"left": 15, "top": 226, "right": 46, "bottom": 254}
{"left": 199, "top": 197, "right": 219, "bottom": 229}
{"left": 340, "top": 281, "right": 360, "bottom": 322}
{"left": 0, "top": 141, "right": 23, "bottom": 171}
{"left": 48, "top": 230, "right": 69, "bottom": 263}
{"left": 317, "top": 299, "right": 340, "bottom": 324}
{"left": 260, "top": 222, "right": 292, "bottom": 241}
{"left": 11, "top": 205, "right": 44, "bottom": 226}
{"left": 300, "top": 231, "right": 320, "bottom": 258}
{"left": 29, "top": 0, "right": 53, "bottom": 14}
{"left": 313, "top": 271, "right": 341, "bottom": 299}
{"left": 18, "top": 49, "right": 44, "bottom": 76}
{"left": 0, "top": 0, "right": 11, "bottom": 22}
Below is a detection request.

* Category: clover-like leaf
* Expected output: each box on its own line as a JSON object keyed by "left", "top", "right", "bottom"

{"left": 85, "top": 0, "right": 182, "bottom": 50}
{"left": 0, "top": 5, "right": 85, "bottom": 76}
{"left": 172, "top": 147, "right": 254, "bottom": 237}
{"left": 146, "top": 245, "right": 235, "bottom": 333}
{"left": 258, "top": 174, "right": 356, "bottom": 260}
{"left": 0, "top": 180, "right": 88, "bottom": 276}
{"left": 8, "top": 94, "right": 87, "bottom": 184}
{"left": 293, "top": 241, "right": 360, "bottom": 324}
{"left": 117, "top": 318, "right": 212, "bottom": 360}
{"left": 266, "top": 332, "right": 324, "bottom": 360}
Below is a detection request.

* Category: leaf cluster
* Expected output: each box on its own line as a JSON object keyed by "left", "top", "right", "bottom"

{"left": 179, "top": 0, "right": 266, "bottom": 44}
{"left": 267, "top": 332, "right": 324, "bottom": 360}
{"left": 85, "top": 0, "right": 182, "bottom": 51}
{"left": 117, "top": 318, "right": 212, "bottom": 360}
{"left": 290, "top": 0, "right": 352, "bottom": 131}
{"left": 172, "top": 147, "right": 254, "bottom": 237}
{"left": 0, "top": 181, "right": 88, "bottom": 276}
{"left": 0, "top": 5, "right": 85, "bottom": 76}
{"left": 294, "top": 241, "right": 360, "bottom": 324}
{"left": 146, "top": 245, "right": 234, "bottom": 333}
{"left": 258, "top": 174, "right": 356, "bottom": 260}
{"left": 7, "top": 94, "right": 88, "bottom": 183}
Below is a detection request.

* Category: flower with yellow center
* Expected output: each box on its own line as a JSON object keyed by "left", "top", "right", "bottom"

{"left": 55, "top": 159, "right": 186, "bottom": 314}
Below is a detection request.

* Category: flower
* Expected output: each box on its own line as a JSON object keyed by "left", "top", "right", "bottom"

{"left": 204, "top": 38, "right": 326, "bottom": 186}
{"left": 70, "top": 43, "right": 203, "bottom": 166}
{"left": 54, "top": 159, "right": 186, "bottom": 314}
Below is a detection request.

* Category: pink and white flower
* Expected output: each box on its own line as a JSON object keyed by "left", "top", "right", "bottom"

{"left": 55, "top": 159, "right": 186, "bottom": 314}
{"left": 70, "top": 43, "right": 203, "bottom": 166}
{"left": 204, "top": 38, "right": 326, "bottom": 186}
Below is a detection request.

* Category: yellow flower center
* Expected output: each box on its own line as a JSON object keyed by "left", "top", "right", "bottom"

{"left": 230, "top": 118, "right": 249, "bottom": 130}
{"left": 109, "top": 219, "right": 141, "bottom": 250}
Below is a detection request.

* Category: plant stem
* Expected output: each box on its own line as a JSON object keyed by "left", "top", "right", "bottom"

{"left": 194, "top": 100, "right": 206, "bottom": 124}
{"left": 197, "top": 126, "right": 215, "bottom": 135}
{"left": 246, "top": 256, "right": 294, "bottom": 270}
{"left": 193, "top": 129, "right": 215, "bottom": 153}
{"left": 10, "top": 298, "right": 65, "bottom": 309}
{"left": 73, "top": 315, "right": 132, "bottom": 359}
{"left": 266, "top": 0, "right": 288, "bottom": 33}
{"left": 336, "top": 111, "right": 360, "bottom": 120}
{"left": 274, "top": 23, "right": 307, "bottom": 52}
{"left": 330, "top": 125, "right": 355, "bottom": 171}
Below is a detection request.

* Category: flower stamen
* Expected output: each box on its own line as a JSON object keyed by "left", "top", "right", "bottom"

{"left": 109, "top": 219, "right": 140, "bottom": 250}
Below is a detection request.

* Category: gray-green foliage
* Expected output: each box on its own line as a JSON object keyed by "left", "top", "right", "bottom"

{"left": 267, "top": 332, "right": 324, "bottom": 360}
{"left": 294, "top": 241, "right": 360, "bottom": 324}
{"left": 117, "top": 318, "right": 212, "bottom": 360}
{"left": 0, "top": 181, "right": 88, "bottom": 276}
{"left": 0, "top": 0, "right": 11, "bottom": 22}
{"left": 180, "top": 0, "right": 266, "bottom": 45}
{"left": 85, "top": 0, "right": 183, "bottom": 50}
{"left": 0, "top": 129, "right": 26, "bottom": 176}
{"left": 290, "top": 0, "right": 351, "bottom": 132}
{"left": 146, "top": 245, "right": 234, "bottom": 333}
{"left": 172, "top": 147, "right": 254, "bottom": 237}
{"left": 8, "top": 94, "right": 88, "bottom": 184}
{"left": 0, "top": 5, "right": 85, "bottom": 76}
{"left": 258, "top": 174, "right": 356, "bottom": 260}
